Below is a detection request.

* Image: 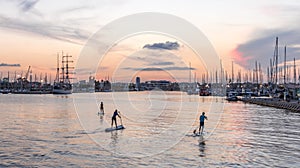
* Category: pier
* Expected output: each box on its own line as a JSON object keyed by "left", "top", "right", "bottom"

{"left": 240, "top": 97, "right": 300, "bottom": 112}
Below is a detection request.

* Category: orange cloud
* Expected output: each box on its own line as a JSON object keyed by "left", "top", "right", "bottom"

{"left": 231, "top": 48, "right": 252, "bottom": 67}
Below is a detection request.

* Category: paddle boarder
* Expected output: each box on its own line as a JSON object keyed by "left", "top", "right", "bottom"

{"left": 100, "top": 102, "right": 104, "bottom": 114}
{"left": 199, "top": 112, "right": 208, "bottom": 134}
{"left": 111, "top": 109, "right": 121, "bottom": 128}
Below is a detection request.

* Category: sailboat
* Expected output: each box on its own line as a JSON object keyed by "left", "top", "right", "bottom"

{"left": 53, "top": 52, "right": 73, "bottom": 94}
{"left": 187, "top": 63, "right": 199, "bottom": 95}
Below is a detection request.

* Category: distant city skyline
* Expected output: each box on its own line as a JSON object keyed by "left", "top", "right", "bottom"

{"left": 1, "top": 0, "right": 300, "bottom": 82}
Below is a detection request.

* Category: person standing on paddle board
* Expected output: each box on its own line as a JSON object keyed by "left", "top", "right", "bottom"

{"left": 111, "top": 109, "right": 121, "bottom": 128}
{"left": 199, "top": 112, "right": 208, "bottom": 134}
{"left": 100, "top": 102, "right": 104, "bottom": 114}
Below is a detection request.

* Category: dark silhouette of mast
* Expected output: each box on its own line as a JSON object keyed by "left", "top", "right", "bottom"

{"left": 215, "top": 70, "right": 218, "bottom": 84}
{"left": 267, "top": 67, "right": 270, "bottom": 83}
{"left": 189, "top": 62, "right": 191, "bottom": 84}
{"left": 275, "top": 37, "right": 279, "bottom": 85}
{"left": 270, "top": 59, "right": 273, "bottom": 83}
{"left": 294, "top": 58, "right": 296, "bottom": 84}
{"left": 55, "top": 53, "right": 59, "bottom": 83}
{"left": 220, "top": 60, "right": 223, "bottom": 84}
{"left": 255, "top": 61, "right": 258, "bottom": 85}
{"left": 284, "top": 46, "right": 286, "bottom": 84}
{"left": 231, "top": 61, "right": 234, "bottom": 83}
{"left": 259, "top": 63, "right": 262, "bottom": 84}
{"left": 62, "top": 54, "right": 73, "bottom": 83}
{"left": 62, "top": 51, "right": 65, "bottom": 83}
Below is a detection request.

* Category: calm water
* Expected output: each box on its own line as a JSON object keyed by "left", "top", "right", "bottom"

{"left": 1, "top": 92, "right": 300, "bottom": 167}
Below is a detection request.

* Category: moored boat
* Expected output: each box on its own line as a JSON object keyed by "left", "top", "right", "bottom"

{"left": 226, "top": 96, "right": 238, "bottom": 101}
{"left": 226, "top": 91, "right": 238, "bottom": 101}
{"left": 53, "top": 52, "right": 73, "bottom": 94}
{"left": 53, "top": 82, "right": 72, "bottom": 94}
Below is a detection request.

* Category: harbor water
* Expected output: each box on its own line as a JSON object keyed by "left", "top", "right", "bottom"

{"left": 1, "top": 92, "right": 300, "bottom": 167}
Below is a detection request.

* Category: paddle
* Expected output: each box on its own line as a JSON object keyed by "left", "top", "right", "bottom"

{"left": 118, "top": 111, "right": 123, "bottom": 126}
{"left": 193, "top": 127, "right": 198, "bottom": 134}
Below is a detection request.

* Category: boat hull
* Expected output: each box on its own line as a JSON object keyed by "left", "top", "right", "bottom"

{"left": 53, "top": 82, "right": 72, "bottom": 94}
{"left": 226, "top": 96, "right": 238, "bottom": 101}
{"left": 53, "top": 89, "right": 72, "bottom": 94}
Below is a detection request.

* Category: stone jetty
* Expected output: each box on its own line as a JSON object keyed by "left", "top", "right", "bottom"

{"left": 240, "top": 97, "right": 300, "bottom": 112}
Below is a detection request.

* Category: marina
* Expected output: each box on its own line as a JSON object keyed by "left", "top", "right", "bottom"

{"left": 0, "top": 52, "right": 74, "bottom": 95}
{"left": 1, "top": 1, "right": 300, "bottom": 167}
{"left": 2, "top": 37, "right": 300, "bottom": 109}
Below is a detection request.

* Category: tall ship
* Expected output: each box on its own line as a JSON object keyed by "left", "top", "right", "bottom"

{"left": 53, "top": 52, "right": 73, "bottom": 94}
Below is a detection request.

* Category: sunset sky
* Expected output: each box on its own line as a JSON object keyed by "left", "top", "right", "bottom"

{"left": 0, "top": 0, "right": 300, "bottom": 83}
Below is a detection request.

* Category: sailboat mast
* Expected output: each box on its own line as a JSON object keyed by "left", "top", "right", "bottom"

{"left": 65, "top": 54, "right": 72, "bottom": 83}
{"left": 215, "top": 70, "right": 218, "bottom": 84}
{"left": 231, "top": 61, "right": 234, "bottom": 83}
{"left": 275, "top": 37, "right": 279, "bottom": 85}
{"left": 66, "top": 54, "right": 69, "bottom": 82}
{"left": 61, "top": 51, "right": 65, "bottom": 83}
{"left": 56, "top": 53, "right": 59, "bottom": 83}
{"left": 267, "top": 67, "right": 270, "bottom": 83}
{"left": 284, "top": 46, "right": 286, "bottom": 84}
{"left": 294, "top": 58, "right": 296, "bottom": 84}
{"left": 62, "top": 54, "right": 73, "bottom": 83}
{"left": 206, "top": 71, "right": 209, "bottom": 84}
{"left": 220, "top": 60, "right": 223, "bottom": 84}
{"left": 259, "top": 63, "right": 261, "bottom": 84}
{"left": 255, "top": 61, "right": 258, "bottom": 85}
{"left": 189, "top": 62, "right": 191, "bottom": 84}
{"left": 270, "top": 59, "right": 273, "bottom": 83}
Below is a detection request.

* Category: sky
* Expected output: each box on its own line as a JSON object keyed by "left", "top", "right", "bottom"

{"left": 0, "top": 0, "right": 300, "bottom": 83}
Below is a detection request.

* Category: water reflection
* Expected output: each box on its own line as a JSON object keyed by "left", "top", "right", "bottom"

{"left": 198, "top": 136, "right": 206, "bottom": 157}
{"left": 1, "top": 93, "right": 300, "bottom": 167}
{"left": 110, "top": 131, "right": 118, "bottom": 144}
{"left": 98, "top": 112, "right": 104, "bottom": 123}
{"left": 109, "top": 131, "right": 119, "bottom": 155}
{"left": 55, "top": 95, "right": 70, "bottom": 99}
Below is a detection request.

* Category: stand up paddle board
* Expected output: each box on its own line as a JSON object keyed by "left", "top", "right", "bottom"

{"left": 192, "top": 131, "right": 208, "bottom": 137}
{"left": 193, "top": 133, "right": 203, "bottom": 137}
{"left": 105, "top": 125, "right": 125, "bottom": 132}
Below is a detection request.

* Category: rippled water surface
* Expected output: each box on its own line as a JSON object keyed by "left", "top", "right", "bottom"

{"left": 1, "top": 92, "right": 300, "bottom": 167}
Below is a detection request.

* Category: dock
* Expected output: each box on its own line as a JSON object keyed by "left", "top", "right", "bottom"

{"left": 240, "top": 97, "right": 300, "bottom": 112}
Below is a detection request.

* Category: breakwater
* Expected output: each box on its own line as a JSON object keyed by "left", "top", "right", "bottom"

{"left": 240, "top": 97, "right": 300, "bottom": 112}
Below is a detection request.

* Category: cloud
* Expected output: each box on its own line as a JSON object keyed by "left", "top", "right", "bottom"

{"left": 123, "top": 66, "right": 196, "bottom": 71}
{"left": 234, "top": 29, "right": 300, "bottom": 69}
{"left": 0, "top": 63, "right": 21, "bottom": 67}
{"left": 0, "top": 15, "right": 90, "bottom": 45}
{"left": 75, "top": 68, "right": 97, "bottom": 75}
{"left": 0, "top": 1, "right": 92, "bottom": 45}
{"left": 165, "top": 66, "right": 196, "bottom": 71}
{"left": 148, "top": 61, "right": 175, "bottom": 66}
{"left": 19, "top": 0, "right": 39, "bottom": 12}
{"left": 143, "top": 41, "right": 180, "bottom": 50}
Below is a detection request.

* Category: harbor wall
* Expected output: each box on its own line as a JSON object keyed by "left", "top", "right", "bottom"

{"left": 240, "top": 97, "right": 300, "bottom": 112}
